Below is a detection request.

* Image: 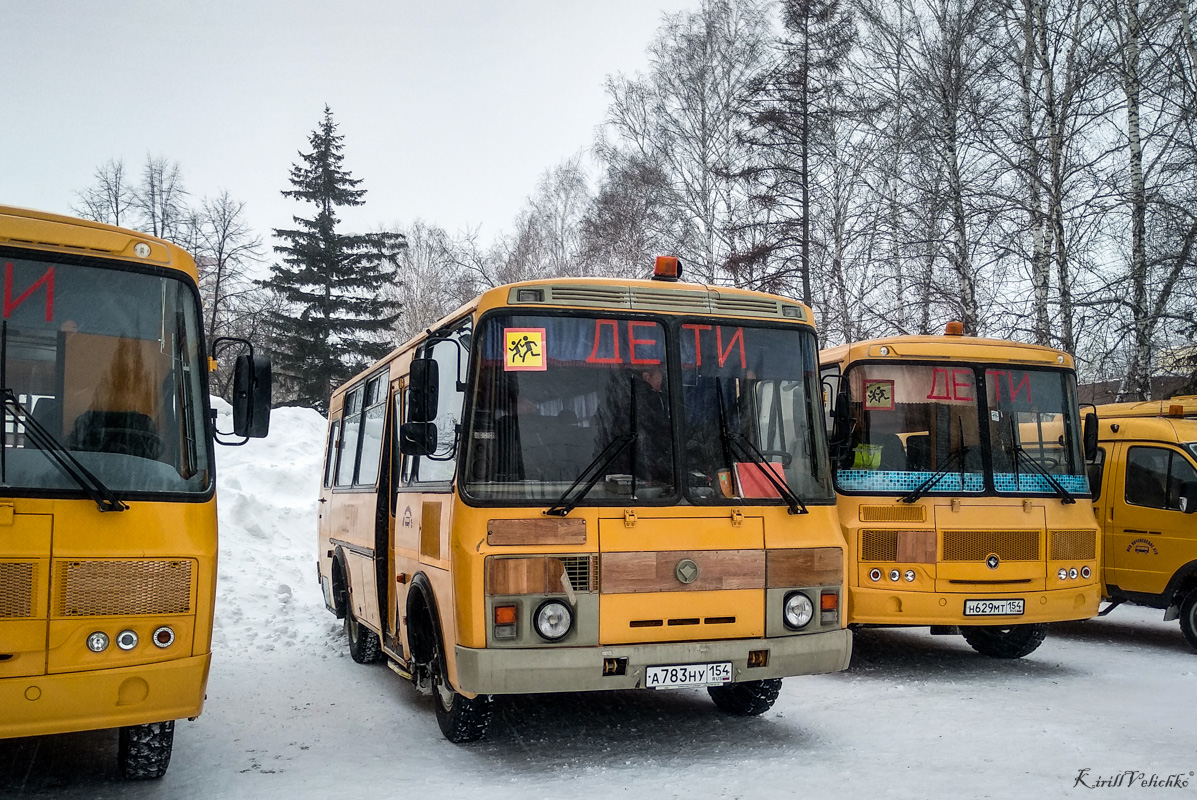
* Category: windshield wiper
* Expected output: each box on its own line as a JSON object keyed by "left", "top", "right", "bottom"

{"left": 0, "top": 321, "right": 126, "bottom": 512}
{"left": 544, "top": 433, "right": 636, "bottom": 517}
{"left": 899, "top": 445, "right": 970, "bottom": 504}
{"left": 1006, "top": 415, "right": 1074, "bottom": 504}
{"left": 1012, "top": 445, "right": 1076, "bottom": 504}
{"left": 1, "top": 389, "right": 128, "bottom": 512}
{"left": 714, "top": 378, "right": 807, "bottom": 515}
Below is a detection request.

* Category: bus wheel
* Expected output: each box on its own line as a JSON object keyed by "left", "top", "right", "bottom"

{"left": 1179, "top": 592, "right": 1197, "bottom": 653}
{"left": 707, "top": 679, "right": 782, "bottom": 716}
{"left": 345, "top": 608, "right": 382, "bottom": 664}
{"left": 117, "top": 720, "right": 174, "bottom": 779}
{"left": 430, "top": 634, "right": 492, "bottom": 742}
{"left": 960, "top": 623, "right": 1048, "bottom": 658}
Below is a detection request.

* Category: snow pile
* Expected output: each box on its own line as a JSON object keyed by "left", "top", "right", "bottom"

{"left": 210, "top": 399, "right": 340, "bottom": 656}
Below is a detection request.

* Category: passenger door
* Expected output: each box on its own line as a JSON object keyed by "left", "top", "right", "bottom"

{"left": 1109, "top": 445, "right": 1197, "bottom": 596}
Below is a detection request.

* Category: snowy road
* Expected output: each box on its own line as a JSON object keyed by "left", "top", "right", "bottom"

{"left": 5, "top": 608, "right": 1194, "bottom": 799}
{"left": 4, "top": 406, "right": 1194, "bottom": 798}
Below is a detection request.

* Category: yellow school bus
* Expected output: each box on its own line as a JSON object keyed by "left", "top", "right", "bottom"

{"left": 317, "top": 258, "right": 851, "bottom": 741}
{"left": 0, "top": 206, "right": 270, "bottom": 778}
{"left": 820, "top": 326, "right": 1101, "bottom": 657}
{"left": 1086, "top": 397, "right": 1197, "bottom": 650}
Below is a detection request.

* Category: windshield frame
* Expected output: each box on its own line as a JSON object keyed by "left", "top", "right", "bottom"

{"left": 0, "top": 246, "right": 215, "bottom": 503}
{"left": 458, "top": 308, "right": 834, "bottom": 509}
{"left": 831, "top": 359, "right": 1089, "bottom": 499}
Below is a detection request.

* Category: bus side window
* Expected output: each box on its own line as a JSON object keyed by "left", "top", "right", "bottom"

{"left": 323, "top": 420, "right": 340, "bottom": 489}
{"left": 335, "top": 387, "right": 364, "bottom": 487}
{"left": 404, "top": 327, "right": 469, "bottom": 486}
{"left": 1087, "top": 447, "right": 1105, "bottom": 499}
{"left": 1125, "top": 446, "right": 1168, "bottom": 509}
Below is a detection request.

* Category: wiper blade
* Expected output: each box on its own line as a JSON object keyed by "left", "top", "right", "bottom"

{"left": 544, "top": 433, "right": 636, "bottom": 517}
{"left": 727, "top": 432, "right": 808, "bottom": 515}
{"left": 1013, "top": 445, "right": 1076, "bottom": 504}
{"left": 899, "top": 446, "right": 968, "bottom": 504}
{"left": 2, "top": 390, "right": 128, "bottom": 512}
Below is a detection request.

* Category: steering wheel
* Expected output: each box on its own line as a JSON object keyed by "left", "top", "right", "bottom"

{"left": 755, "top": 450, "right": 793, "bottom": 468}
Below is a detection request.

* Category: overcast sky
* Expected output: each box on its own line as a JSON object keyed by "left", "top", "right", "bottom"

{"left": 2, "top": 1, "right": 700, "bottom": 248}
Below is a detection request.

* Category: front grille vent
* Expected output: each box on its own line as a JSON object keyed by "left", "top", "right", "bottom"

{"left": 561, "top": 555, "right": 599, "bottom": 592}
{"left": 1050, "top": 530, "right": 1097, "bottom": 561}
{"left": 860, "top": 530, "right": 899, "bottom": 562}
{"left": 709, "top": 295, "right": 780, "bottom": 316}
{"left": 0, "top": 562, "right": 35, "bottom": 618}
{"left": 860, "top": 505, "right": 926, "bottom": 523}
{"left": 547, "top": 286, "right": 631, "bottom": 308}
{"left": 942, "top": 531, "right": 1040, "bottom": 562}
{"left": 629, "top": 287, "right": 708, "bottom": 312}
{"left": 54, "top": 559, "right": 193, "bottom": 617}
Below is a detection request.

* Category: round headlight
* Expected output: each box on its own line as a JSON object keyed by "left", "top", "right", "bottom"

{"left": 1068, "top": 567, "right": 1078, "bottom": 580}
{"left": 869, "top": 568, "right": 882, "bottom": 582}
{"left": 116, "top": 630, "right": 139, "bottom": 651}
{"left": 904, "top": 569, "right": 916, "bottom": 582}
{"left": 1058, "top": 568, "right": 1069, "bottom": 580}
{"left": 783, "top": 592, "right": 814, "bottom": 629}
{"left": 86, "top": 632, "right": 109, "bottom": 652}
{"left": 152, "top": 626, "right": 176, "bottom": 648}
{"left": 534, "top": 600, "right": 572, "bottom": 641}
{"left": 889, "top": 569, "right": 901, "bottom": 582}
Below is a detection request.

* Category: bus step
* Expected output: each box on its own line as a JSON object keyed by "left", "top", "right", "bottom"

{"left": 387, "top": 660, "right": 413, "bottom": 680}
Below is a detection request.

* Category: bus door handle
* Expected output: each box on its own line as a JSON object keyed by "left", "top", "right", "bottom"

{"left": 318, "top": 497, "right": 327, "bottom": 504}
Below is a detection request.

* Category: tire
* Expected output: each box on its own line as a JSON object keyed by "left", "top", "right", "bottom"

{"left": 707, "top": 678, "right": 782, "bottom": 716}
{"left": 961, "top": 623, "right": 1048, "bottom": 658}
{"left": 117, "top": 720, "right": 174, "bottom": 780}
{"left": 1179, "top": 592, "right": 1197, "bottom": 653}
{"left": 430, "top": 630, "right": 492, "bottom": 742}
{"left": 345, "top": 607, "right": 382, "bottom": 664}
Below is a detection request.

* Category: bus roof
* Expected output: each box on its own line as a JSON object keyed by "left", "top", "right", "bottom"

{"left": 330, "top": 276, "right": 815, "bottom": 403}
{"left": 1095, "top": 414, "right": 1197, "bottom": 446}
{"left": 0, "top": 204, "right": 197, "bottom": 281}
{"left": 821, "top": 334, "right": 1074, "bottom": 369}
{"left": 1095, "top": 396, "right": 1197, "bottom": 420}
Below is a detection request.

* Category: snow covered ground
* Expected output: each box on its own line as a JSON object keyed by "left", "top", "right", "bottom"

{"left": 3, "top": 404, "right": 1195, "bottom": 798}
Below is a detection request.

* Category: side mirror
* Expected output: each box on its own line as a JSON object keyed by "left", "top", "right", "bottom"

{"left": 1083, "top": 411, "right": 1099, "bottom": 462}
{"left": 1179, "top": 481, "right": 1197, "bottom": 514}
{"left": 233, "top": 353, "right": 271, "bottom": 438}
{"left": 408, "top": 358, "right": 439, "bottom": 423}
{"left": 399, "top": 422, "right": 437, "bottom": 456}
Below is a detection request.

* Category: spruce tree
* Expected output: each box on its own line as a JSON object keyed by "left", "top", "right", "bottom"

{"left": 263, "top": 106, "right": 404, "bottom": 412}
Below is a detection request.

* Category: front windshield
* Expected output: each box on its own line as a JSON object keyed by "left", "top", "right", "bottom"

{"left": 833, "top": 362, "right": 1087, "bottom": 496}
{"left": 464, "top": 314, "right": 675, "bottom": 502}
{"left": 985, "top": 367, "right": 1086, "bottom": 494}
{"left": 680, "top": 323, "right": 833, "bottom": 504}
{"left": 835, "top": 364, "right": 984, "bottom": 494}
{"left": 1186, "top": 443, "right": 1197, "bottom": 463}
{"left": 1, "top": 255, "right": 211, "bottom": 496}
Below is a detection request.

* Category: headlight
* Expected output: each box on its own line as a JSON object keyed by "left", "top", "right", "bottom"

{"left": 783, "top": 592, "right": 814, "bottom": 629}
{"left": 534, "top": 600, "right": 572, "bottom": 641}
{"left": 86, "top": 632, "right": 109, "bottom": 652}
{"left": 116, "top": 630, "right": 139, "bottom": 651}
{"left": 1058, "top": 568, "right": 1069, "bottom": 580}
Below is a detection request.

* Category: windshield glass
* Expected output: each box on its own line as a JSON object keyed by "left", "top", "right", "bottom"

{"left": 833, "top": 362, "right": 1087, "bottom": 496}
{"left": 1, "top": 256, "right": 211, "bottom": 496}
{"left": 985, "top": 367, "right": 1087, "bottom": 494}
{"left": 680, "top": 323, "right": 832, "bottom": 504}
{"left": 464, "top": 314, "right": 675, "bottom": 502}
{"left": 835, "top": 364, "right": 984, "bottom": 494}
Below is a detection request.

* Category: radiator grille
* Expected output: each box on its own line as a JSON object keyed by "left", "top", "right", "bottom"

{"left": 1050, "top": 530, "right": 1097, "bottom": 561}
{"left": 561, "top": 555, "right": 599, "bottom": 592}
{"left": 860, "top": 530, "right": 899, "bottom": 562}
{"left": 942, "top": 531, "right": 1040, "bottom": 562}
{"left": 860, "top": 505, "right": 926, "bottom": 523}
{"left": 0, "top": 562, "right": 35, "bottom": 618}
{"left": 53, "top": 559, "right": 193, "bottom": 617}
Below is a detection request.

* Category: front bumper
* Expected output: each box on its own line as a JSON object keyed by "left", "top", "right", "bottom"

{"left": 0, "top": 653, "right": 210, "bottom": 740}
{"left": 454, "top": 629, "right": 852, "bottom": 695}
{"left": 849, "top": 584, "right": 1100, "bottom": 626}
